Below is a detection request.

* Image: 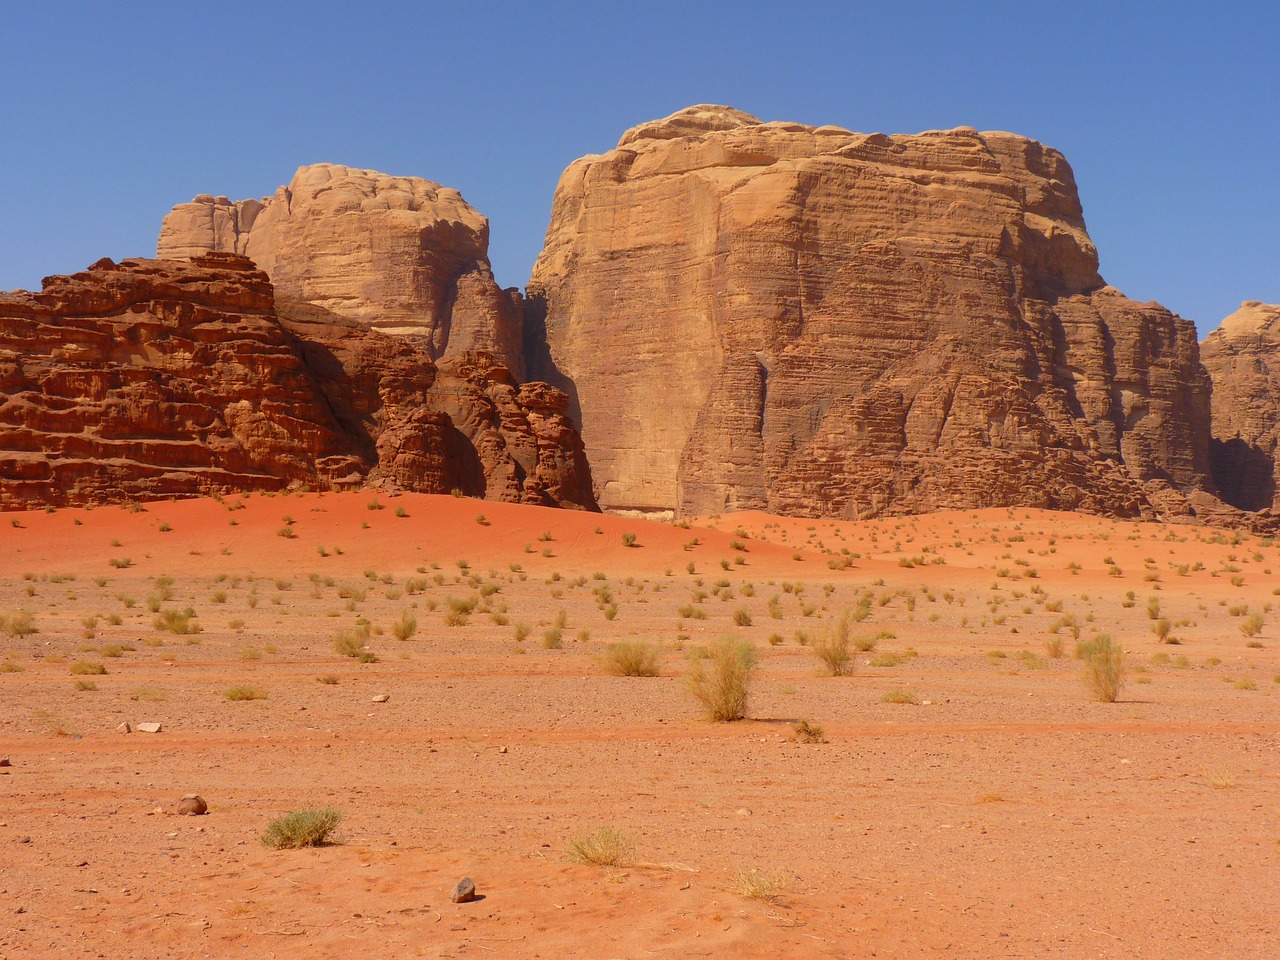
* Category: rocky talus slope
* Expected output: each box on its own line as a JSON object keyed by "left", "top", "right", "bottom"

{"left": 527, "top": 105, "right": 1215, "bottom": 520}
{"left": 158, "top": 164, "right": 526, "bottom": 378}
{"left": 1201, "top": 301, "right": 1280, "bottom": 511}
{"left": 0, "top": 255, "right": 595, "bottom": 510}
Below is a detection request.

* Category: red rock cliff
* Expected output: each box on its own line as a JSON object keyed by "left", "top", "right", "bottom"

{"left": 158, "top": 164, "right": 526, "bottom": 379}
{"left": 527, "top": 105, "right": 1214, "bottom": 519}
{"left": 0, "top": 255, "right": 595, "bottom": 510}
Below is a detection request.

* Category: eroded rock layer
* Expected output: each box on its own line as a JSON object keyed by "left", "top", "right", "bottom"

{"left": 1201, "top": 301, "right": 1280, "bottom": 511}
{"left": 528, "top": 105, "right": 1214, "bottom": 519}
{"left": 0, "top": 255, "right": 595, "bottom": 510}
{"left": 158, "top": 164, "right": 525, "bottom": 379}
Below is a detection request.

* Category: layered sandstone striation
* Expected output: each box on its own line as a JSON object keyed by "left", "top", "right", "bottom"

{"left": 1201, "top": 301, "right": 1280, "bottom": 511}
{"left": 528, "top": 104, "right": 1214, "bottom": 519}
{"left": 0, "top": 255, "right": 594, "bottom": 510}
{"left": 158, "top": 164, "right": 525, "bottom": 378}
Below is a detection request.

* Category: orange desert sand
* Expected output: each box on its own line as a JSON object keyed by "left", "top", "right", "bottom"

{"left": 1, "top": 492, "right": 1277, "bottom": 958}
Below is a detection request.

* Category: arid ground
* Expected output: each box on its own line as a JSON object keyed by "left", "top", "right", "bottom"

{"left": 1, "top": 492, "right": 1276, "bottom": 958}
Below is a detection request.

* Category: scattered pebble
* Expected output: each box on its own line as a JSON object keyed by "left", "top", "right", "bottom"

{"left": 735, "top": 808, "right": 752, "bottom": 817}
{"left": 176, "top": 795, "right": 208, "bottom": 816}
{"left": 136, "top": 722, "right": 162, "bottom": 734}
{"left": 451, "top": 877, "right": 477, "bottom": 903}
{"left": 371, "top": 694, "right": 390, "bottom": 703}
{"left": 116, "top": 722, "right": 132, "bottom": 734}
{"left": 0, "top": 756, "right": 10, "bottom": 767}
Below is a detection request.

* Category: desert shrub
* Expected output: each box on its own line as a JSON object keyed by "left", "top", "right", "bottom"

{"left": 1081, "top": 634, "right": 1127, "bottom": 703}
{"left": 566, "top": 826, "right": 633, "bottom": 866}
{"left": 728, "top": 866, "right": 787, "bottom": 902}
{"left": 70, "top": 661, "right": 107, "bottom": 675}
{"left": 602, "top": 641, "right": 659, "bottom": 677}
{"left": 153, "top": 607, "right": 200, "bottom": 635}
{"left": 391, "top": 610, "right": 418, "bottom": 641}
{"left": 334, "top": 624, "right": 374, "bottom": 661}
{"left": 732, "top": 608, "right": 753, "bottom": 627}
{"left": 541, "top": 627, "right": 563, "bottom": 649}
{"left": 1240, "top": 612, "right": 1265, "bottom": 638}
{"left": 792, "top": 719, "right": 825, "bottom": 743}
{"left": 1, "top": 610, "right": 37, "bottom": 638}
{"left": 225, "top": 685, "right": 267, "bottom": 701}
{"left": 512, "top": 621, "right": 530, "bottom": 642}
{"left": 881, "top": 688, "right": 918, "bottom": 704}
{"left": 812, "top": 611, "right": 854, "bottom": 676}
{"left": 685, "top": 638, "right": 755, "bottom": 721}
{"left": 261, "top": 807, "right": 343, "bottom": 849}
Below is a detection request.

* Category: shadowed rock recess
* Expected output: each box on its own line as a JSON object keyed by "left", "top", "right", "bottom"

{"left": 527, "top": 105, "right": 1220, "bottom": 521}
{"left": 0, "top": 254, "right": 595, "bottom": 510}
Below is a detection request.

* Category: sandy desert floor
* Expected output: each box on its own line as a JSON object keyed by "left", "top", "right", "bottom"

{"left": 0, "top": 491, "right": 1277, "bottom": 958}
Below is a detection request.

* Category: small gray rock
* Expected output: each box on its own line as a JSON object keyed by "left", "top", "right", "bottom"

{"left": 450, "top": 877, "right": 477, "bottom": 903}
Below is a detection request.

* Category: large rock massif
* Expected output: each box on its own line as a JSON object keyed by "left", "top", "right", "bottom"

{"left": 1201, "top": 302, "right": 1280, "bottom": 511}
{"left": 158, "top": 164, "right": 526, "bottom": 379}
{"left": 528, "top": 105, "right": 1215, "bottom": 520}
{"left": 0, "top": 254, "right": 594, "bottom": 510}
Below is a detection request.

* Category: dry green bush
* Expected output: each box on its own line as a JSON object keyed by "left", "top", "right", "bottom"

{"left": 727, "top": 866, "right": 787, "bottom": 903}
{"left": 792, "top": 719, "right": 825, "bottom": 743}
{"left": 1081, "top": 634, "right": 1127, "bottom": 703}
{"left": 391, "top": 610, "right": 418, "bottom": 641}
{"left": 69, "top": 661, "right": 107, "bottom": 676}
{"left": 261, "top": 807, "right": 343, "bottom": 849}
{"left": 812, "top": 611, "right": 854, "bottom": 676}
{"left": 1, "top": 610, "right": 37, "bottom": 638}
{"left": 602, "top": 641, "right": 659, "bottom": 677}
{"left": 566, "top": 826, "right": 634, "bottom": 866}
{"left": 153, "top": 607, "right": 200, "bottom": 635}
{"left": 334, "top": 624, "right": 375, "bottom": 661}
{"left": 685, "top": 638, "right": 755, "bottom": 721}
{"left": 225, "top": 685, "right": 267, "bottom": 701}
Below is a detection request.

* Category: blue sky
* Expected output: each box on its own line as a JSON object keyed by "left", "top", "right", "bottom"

{"left": 1, "top": 2, "right": 1274, "bottom": 335}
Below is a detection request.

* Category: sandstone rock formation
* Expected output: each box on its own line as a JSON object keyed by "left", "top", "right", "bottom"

{"left": 158, "top": 164, "right": 525, "bottom": 379}
{"left": 527, "top": 105, "right": 1214, "bottom": 519}
{"left": 0, "top": 255, "right": 594, "bottom": 510}
{"left": 1201, "top": 301, "right": 1280, "bottom": 511}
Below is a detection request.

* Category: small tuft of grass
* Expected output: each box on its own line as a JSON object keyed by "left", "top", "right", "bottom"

{"left": 727, "top": 866, "right": 787, "bottom": 903}
{"left": 602, "top": 641, "right": 659, "bottom": 676}
{"left": 685, "top": 638, "right": 755, "bottom": 722}
{"left": 261, "top": 807, "right": 343, "bottom": 849}
{"left": 792, "top": 719, "right": 825, "bottom": 743}
{"left": 225, "top": 685, "right": 267, "bottom": 701}
{"left": 1080, "top": 634, "right": 1127, "bottom": 703}
{"left": 566, "top": 826, "right": 634, "bottom": 866}
{"left": 70, "top": 661, "right": 107, "bottom": 676}
{"left": 812, "top": 611, "right": 854, "bottom": 676}
{"left": 881, "top": 688, "right": 918, "bottom": 704}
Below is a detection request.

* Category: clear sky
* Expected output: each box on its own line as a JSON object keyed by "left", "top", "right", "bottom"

{"left": 1, "top": 2, "right": 1274, "bottom": 336}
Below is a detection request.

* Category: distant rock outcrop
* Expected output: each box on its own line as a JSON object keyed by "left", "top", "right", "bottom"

{"left": 0, "top": 255, "right": 595, "bottom": 510}
{"left": 158, "top": 164, "right": 525, "bottom": 379}
{"left": 527, "top": 105, "right": 1214, "bottom": 519}
{"left": 1201, "top": 301, "right": 1280, "bottom": 511}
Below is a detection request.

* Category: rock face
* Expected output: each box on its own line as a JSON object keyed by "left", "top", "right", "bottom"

{"left": 1201, "top": 302, "right": 1280, "bottom": 511}
{"left": 527, "top": 105, "right": 1214, "bottom": 519}
{"left": 0, "top": 255, "right": 595, "bottom": 510}
{"left": 158, "top": 164, "right": 525, "bottom": 379}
